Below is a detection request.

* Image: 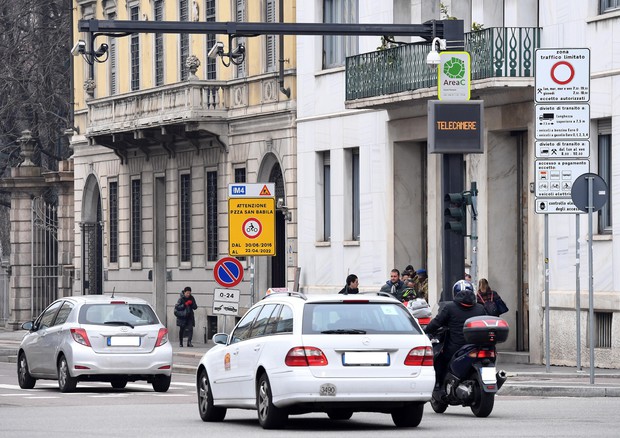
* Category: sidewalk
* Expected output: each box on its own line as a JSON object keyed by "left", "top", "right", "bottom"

{"left": 2, "top": 328, "right": 620, "bottom": 397}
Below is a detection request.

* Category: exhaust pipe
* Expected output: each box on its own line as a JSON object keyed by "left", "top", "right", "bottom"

{"left": 496, "top": 369, "right": 507, "bottom": 390}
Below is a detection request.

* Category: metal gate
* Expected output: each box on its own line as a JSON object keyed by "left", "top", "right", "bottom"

{"left": 81, "top": 222, "right": 103, "bottom": 295}
{"left": 31, "top": 196, "right": 59, "bottom": 316}
{"left": 0, "top": 256, "right": 9, "bottom": 325}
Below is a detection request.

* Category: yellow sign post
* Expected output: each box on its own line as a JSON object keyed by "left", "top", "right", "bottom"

{"left": 228, "top": 197, "right": 276, "bottom": 256}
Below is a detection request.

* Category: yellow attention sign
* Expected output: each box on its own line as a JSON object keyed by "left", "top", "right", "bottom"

{"left": 228, "top": 198, "right": 276, "bottom": 256}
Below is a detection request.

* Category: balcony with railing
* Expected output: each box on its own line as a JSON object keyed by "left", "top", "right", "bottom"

{"left": 346, "top": 27, "right": 541, "bottom": 104}
{"left": 87, "top": 81, "right": 229, "bottom": 136}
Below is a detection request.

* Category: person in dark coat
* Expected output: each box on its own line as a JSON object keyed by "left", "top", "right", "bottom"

{"left": 175, "top": 286, "right": 198, "bottom": 347}
{"left": 380, "top": 268, "right": 407, "bottom": 300}
{"left": 338, "top": 274, "right": 359, "bottom": 294}
{"left": 424, "top": 280, "right": 486, "bottom": 400}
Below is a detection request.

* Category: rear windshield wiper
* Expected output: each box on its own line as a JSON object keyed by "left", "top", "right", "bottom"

{"left": 104, "top": 321, "right": 135, "bottom": 329}
{"left": 321, "top": 329, "right": 367, "bottom": 334}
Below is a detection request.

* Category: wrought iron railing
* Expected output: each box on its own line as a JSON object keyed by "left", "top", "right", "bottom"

{"left": 346, "top": 27, "right": 541, "bottom": 101}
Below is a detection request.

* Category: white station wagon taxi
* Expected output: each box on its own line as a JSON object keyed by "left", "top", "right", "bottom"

{"left": 196, "top": 291, "right": 434, "bottom": 429}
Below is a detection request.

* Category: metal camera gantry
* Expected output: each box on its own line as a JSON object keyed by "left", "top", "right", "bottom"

{"left": 77, "top": 18, "right": 464, "bottom": 85}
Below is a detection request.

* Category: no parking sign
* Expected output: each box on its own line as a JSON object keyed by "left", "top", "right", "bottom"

{"left": 213, "top": 257, "right": 244, "bottom": 288}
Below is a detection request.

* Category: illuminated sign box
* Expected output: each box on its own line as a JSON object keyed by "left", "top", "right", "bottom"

{"left": 428, "top": 100, "right": 484, "bottom": 154}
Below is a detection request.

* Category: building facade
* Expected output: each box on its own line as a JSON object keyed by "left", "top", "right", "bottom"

{"left": 298, "top": 0, "right": 619, "bottom": 367}
{"left": 71, "top": 0, "right": 297, "bottom": 339}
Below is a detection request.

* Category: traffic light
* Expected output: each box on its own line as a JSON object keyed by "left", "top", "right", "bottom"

{"left": 444, "top": 192, "right": 471, "bottom": 236}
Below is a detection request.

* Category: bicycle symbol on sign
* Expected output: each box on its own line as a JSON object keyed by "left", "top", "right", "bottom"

{"left": 242, "top": 218, "right": 262, "bottom": 239}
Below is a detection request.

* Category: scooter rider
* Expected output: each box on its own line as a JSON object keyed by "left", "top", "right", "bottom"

{"left": 424, "top": 280, "right": 486, "bottom": 401}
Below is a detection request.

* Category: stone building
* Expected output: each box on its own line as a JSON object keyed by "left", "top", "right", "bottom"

{"left": 69, "top": 0, "right": 297, "bottom": 339}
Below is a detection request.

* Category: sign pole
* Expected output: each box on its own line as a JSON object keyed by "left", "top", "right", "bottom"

{"left": 576, "top": 214, "right": 582, "bottom": 371}
{"left": 250, "top": 256, "right": 255, "bottom": 307}
{"left": 587, "top": 176, "right": 595, "bottom": 384}
{"left": 544, "top": 213, "right": 550, "bottom": 373}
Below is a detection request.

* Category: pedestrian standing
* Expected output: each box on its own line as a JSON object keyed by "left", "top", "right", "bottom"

{"left": 380, "top": 269, "right": 407, "bottom": 300}
{"left": 338, "top": 274, "right": 360, "bottom": 294}
{"left": 175, "top": 286, "right": 198, "bottom": 347}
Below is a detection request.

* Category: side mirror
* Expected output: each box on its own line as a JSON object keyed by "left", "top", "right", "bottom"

{"left": 212, "top": 333, "right": 229, "bottom": 345}
{"left": 21, "top": 321, "right": 34, "bottom": 331}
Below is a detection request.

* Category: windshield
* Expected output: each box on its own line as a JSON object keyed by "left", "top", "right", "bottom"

{"left": 302, "top": 302, "right": 422, "bottom": 335}
{"left": 79, "top": 303, "right": 159, "bottom": 327}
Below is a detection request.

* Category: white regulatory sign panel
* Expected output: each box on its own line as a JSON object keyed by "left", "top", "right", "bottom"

{"left": 535, "top": 159, "right": 589, "bottom": 197}
{"left": 535, "top": 104, "right": 590, "bottom": 139}
{"left": 535, "top": 48, "right": 590, "bottom": 102}
{"left": 535, "top": 140, "right": 590, "bottom": 158}
{"left": 535, "top": 199, "right": 583, "bottom": 214}
{"left": 213, "top": 288, "right": 240, "bottom": 303}
{"left": 213, "top": 301, "right": 239, "bottom": 316}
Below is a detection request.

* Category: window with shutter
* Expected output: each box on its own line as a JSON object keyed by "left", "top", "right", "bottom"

{"left": 266, "top": 0, "right": 276, "bottom": 72}
{"left": 235, "top": 0, "right": 246, "bottom": 78}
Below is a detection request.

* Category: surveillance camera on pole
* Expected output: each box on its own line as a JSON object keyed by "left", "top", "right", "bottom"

{"left": 426, "top": 37, "right": 446, "bottom": 68}
{"left": 208, "top": 41, "right": 224, "bottom": 59}
{"left": 71, "top": 40, "right": 86, "bottom": 57}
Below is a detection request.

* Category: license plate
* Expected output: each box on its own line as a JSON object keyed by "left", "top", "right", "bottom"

{"left": 342, "top": 351, "right": 390, "bottom": 366}
{"left": 107, "top": 336, "right": 140, "bottom": 347}
{"left": 481, "top": 366, "right": 497, "bottom": 384}
{"left": 320, "top": 383, "right": 336, "bottom": 396}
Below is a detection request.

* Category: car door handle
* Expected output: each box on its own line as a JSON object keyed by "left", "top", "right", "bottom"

{"left": 253, "top": 345, "right": 261, "bottom": 351}
{"left": 232, "top": 349, "right": 239, "bottom": 356}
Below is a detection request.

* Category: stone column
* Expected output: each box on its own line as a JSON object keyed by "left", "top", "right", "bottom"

{"left": 0, "top": 131, "right": 45, "bottom": 328}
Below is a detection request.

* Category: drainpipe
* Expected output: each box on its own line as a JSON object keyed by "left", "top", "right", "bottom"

{"left": 278, "top": 0, "right": 290, "bottom": 98}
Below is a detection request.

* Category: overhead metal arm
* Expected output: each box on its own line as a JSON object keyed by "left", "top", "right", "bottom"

{"left": 77, "top": 19, "right": 463, "bottom": 44}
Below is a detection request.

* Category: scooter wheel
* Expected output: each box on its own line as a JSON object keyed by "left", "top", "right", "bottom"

{"left": 430, "top": 397, "right": 448, "bottom": 414}
{"left": 470, "top": 376, "right": 495, "bottom": 417}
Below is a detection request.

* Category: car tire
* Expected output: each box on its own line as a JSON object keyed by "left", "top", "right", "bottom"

{"left": 57, "top": 356, "right": 78, "bottom": 393}
{"left": 391, "top": 402, "right": 424, "bottom": 428}
{"left": 327, "top": 410, "right": 353, "bottom": 420}
{"left": 197, "top": 368, "right": 226, "bottom": 422}
{"left": 17, "top": 352, "right": 36, "bottom": 389}
{"left": 111, "top": 378, "right": 128, "bottom": 389}
{"left": 256, "top": 373, "right": 287, "bottom": 429}
{"left": 152, "top": 375, "right": 171, "bottom": 392}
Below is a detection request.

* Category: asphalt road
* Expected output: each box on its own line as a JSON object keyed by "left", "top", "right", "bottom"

{"left": 1, "top": 362, "right": 619, "bottom": 437}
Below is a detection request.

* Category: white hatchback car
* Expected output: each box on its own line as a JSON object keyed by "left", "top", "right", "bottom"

{"left": 196, "top": 292, "right": 434, "bottom": 429}
{"left": 18, "top": 295, "right": 173, "bottom": 393}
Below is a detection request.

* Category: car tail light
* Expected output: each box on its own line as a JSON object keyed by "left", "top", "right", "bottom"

{"left": 110, "top": 301, "right": 127, "bottom": 304}
{"left": 468, "top": 348, "right": 495, "bottom": 359}
{"left": 417, "top": 317, "right": 431, "bottom": 326}
{"left": 342, "top": 300, "right": 369, "bottom": 303}
{"left": 70, "top": 328, "right": 91, "bottom": 347}
{"left": 155, "top": 328, "right": 169, "bottom": 347}
{"left": 74, "top": 365, "right": 90, "bottom": 370}
{"left": 285, "top": 346, "right": 328, "bottom": 366}
{"left": 404, "top": 346, "right": 433, "bottom": 366}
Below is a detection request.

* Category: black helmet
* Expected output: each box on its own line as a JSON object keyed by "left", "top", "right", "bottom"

{"left": 453, "top": 280, "right": 476, "bottom": 307}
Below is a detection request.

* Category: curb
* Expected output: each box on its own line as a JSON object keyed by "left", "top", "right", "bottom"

{"left": 500, "top": 384, "right": 620, "bottom": 397}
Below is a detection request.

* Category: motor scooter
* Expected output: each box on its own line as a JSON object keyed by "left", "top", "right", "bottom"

{"left": 430, "top": 316, "right": 509, "bottom": 417}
